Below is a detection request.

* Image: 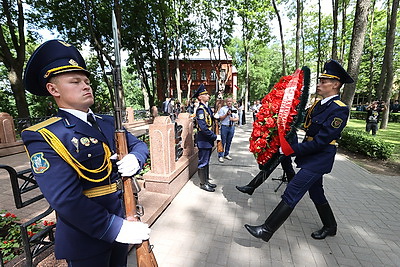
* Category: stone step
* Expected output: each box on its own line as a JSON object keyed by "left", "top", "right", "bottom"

{"left": 0, "top": 141, "right": 25, "bottom": 157}
{"left": 137, "top": 189, "right": 171, "bottom": 225}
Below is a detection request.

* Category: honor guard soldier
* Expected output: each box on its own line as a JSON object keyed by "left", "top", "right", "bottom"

{"left": 22, "top": 40, "right": 151, "bottom": 266}
{"left": 193, "top": 84, "right": 217, "bottom": 192}
{"left": 245, "top": 60, "right": 354, "bottom": 242}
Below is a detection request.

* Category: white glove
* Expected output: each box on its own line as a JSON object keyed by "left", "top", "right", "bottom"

{"left": 110, "top": 153, "right": 118, "bottom": 160}
{"left": 116, "top": 154, "right": 140, "bottom": 177}
{"left": 115, "top": 220, "right": 151, "bottom": 244}
{"left": 216, "top": 135, "right": 222, "bottom": 141}
{"left": 279, "top": 147, "right": 283, "bottom": 154}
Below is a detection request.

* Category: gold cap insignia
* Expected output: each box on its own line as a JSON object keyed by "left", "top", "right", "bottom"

{"left": 58, "top": 40, "right": 71, "bottom": 47}
{"left": 69, "top": 59, "right": 79, "bottom": 66}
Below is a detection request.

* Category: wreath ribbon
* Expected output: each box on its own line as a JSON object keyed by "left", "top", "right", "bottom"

{"left": 277, "top": 69, "right": 303, "bottom": 155}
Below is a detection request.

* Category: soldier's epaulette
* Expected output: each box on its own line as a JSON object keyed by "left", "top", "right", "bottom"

{"left": 23, "top": 117, "right": 62, "bottom": 132}
{"left": 334, "top": 100, "right": 347, "bottom": 107}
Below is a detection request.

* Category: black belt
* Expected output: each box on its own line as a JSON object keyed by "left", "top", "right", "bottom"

{"left": 222, "top": 124, "right": 233, "bottom": 127}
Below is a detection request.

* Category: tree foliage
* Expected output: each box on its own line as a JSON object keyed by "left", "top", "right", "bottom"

{"left": 0, "top": 0, "right": 399, "bottom": 123}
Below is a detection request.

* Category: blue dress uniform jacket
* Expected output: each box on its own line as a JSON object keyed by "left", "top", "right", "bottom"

{"left": 292, "top": 96, "right": 349, "bottom": 174}
{"left": 21, "top": 110, "right": 149, "bottom": 260}
{"left": 195, "top": 103, "right": 217, "bottom": 148}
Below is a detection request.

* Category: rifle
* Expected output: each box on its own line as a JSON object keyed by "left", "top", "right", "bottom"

{"left": 214, "top": 115, "right": 224, "bottom": 153}
{"left": 214, "top": 94, "right": 224, "bottom": 153}
{"left": 111, "top": 11, "right": 158, "bottom": 267}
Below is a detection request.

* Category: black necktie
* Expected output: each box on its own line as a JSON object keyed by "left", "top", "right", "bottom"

{"left": 87, "top": 113, "right": 101, "bottom": 132}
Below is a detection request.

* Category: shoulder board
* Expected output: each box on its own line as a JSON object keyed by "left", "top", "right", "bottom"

{"left": 334, "top": 100, "right": 347, "bottom": 107}
{"left": 197, "top": 106, "right": 207, "bottom": 112}
{"left": 23, "top": 117, "right": 62, "bottom": 132}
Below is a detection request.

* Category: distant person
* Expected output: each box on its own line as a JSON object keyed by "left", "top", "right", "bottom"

{"left": 390, "top": 100, "right": 399, "bottom": 113}
{"left": 365, "top": 101, "right": 385, "bottom": 135}
{"left": 46, "top": 101, "right": 57, "bottom": 116}
{"left": 252, "top": 100, "right": 261, "bottom": 122}
{"left": 162, "top": 97, "right": 171, "bottom": 115}
{"left": 216, "top": 97, "right": 239, "bottom": 163}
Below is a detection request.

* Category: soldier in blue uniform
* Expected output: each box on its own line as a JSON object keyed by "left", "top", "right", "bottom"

{"left": 193, "top": 84, "right": 217, "bottom": 192}
{"left": 22, "top": 40, "right": 151, "bottom": 266}
{"left": 245, "top": 60, "right": 354, "bottom": 242}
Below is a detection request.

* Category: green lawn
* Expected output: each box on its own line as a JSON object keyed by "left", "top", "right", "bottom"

{"left": 346, "top": 119, "right": 400, "bottom": 164}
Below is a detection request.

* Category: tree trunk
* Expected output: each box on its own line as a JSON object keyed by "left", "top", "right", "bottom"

{"left": 295, "top": 0, "right": 302, "bottom": 69}
{"left": 317, "top": 0, "right": 322, "bottom": 87}
{"left": 245, "top": 50, "right": 250, "bottom": 112}
{"left": 376, "top": 1, "right": 392, "bottom": 100}
{"left": 380, "top": 0, "right": 399, "bottom": 129}
{"left": 175, "top": 66, "right": 181, "bottom": 99}
{"left": 331, "top": 0, "right": 339, "bottom": 60}
{"left": 9, "top": 69, "right": 30, "bottom": 119}
{"left": 367, "top": 0, "right": 376, "bottom": 104}
{"left": 341, "top": 0, "right": 372, "bottom": 108}
{"left": 272, "top": 0, "right": 286, "bottom": 76}
{"left": 0, "top": 0, "right": 29, "bottom": 118}
{"left": 339, "top": 0, "right": 348, "bottom": 62}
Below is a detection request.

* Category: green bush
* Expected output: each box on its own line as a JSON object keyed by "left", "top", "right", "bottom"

{"left": 350, "top": 111, "right": 400, "bottom": 122}
{"left": 350, "top": 111, "right": 367, "bottom": 120}
{"left": 339, "top": 129, "right": 395, "bottom": 160}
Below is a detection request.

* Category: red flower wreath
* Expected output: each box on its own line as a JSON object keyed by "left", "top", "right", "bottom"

{"left": 249, "top": 69, "right": 304, "bottom": 165}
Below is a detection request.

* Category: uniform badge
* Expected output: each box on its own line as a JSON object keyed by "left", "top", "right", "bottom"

{"left": 331, "top": 117, "right": 343, "bottom": 128}
{"left": 80, "top": 137, "right": 91, "bottom": 146}
{"left": 90, "top": 137, "right": 98, "bottom": 144}
{"left": 199, "top": 113, "right": 205, "bottom": 120}
{"left": 71, "top": 137, "right": 79, "bottom": 153}
{"left": 30, "top": 152, "right": 50, "bottom": 174}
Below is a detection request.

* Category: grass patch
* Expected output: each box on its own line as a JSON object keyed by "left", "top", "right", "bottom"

{"left": 345, "top": 119, "right": 400, "bottom": 164}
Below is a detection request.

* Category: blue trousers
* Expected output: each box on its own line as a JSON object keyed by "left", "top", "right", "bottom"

{"left": 67, "top": 242, "right": 128, "bottom": 267}
{"left": 282, "top": 168, "right": 328, "bottom": 209}
{"left": 218, "top": 125, "right": 235, "bottom": 157}
{"left": 198, "top": 148, "right": 212, "bottom": 168}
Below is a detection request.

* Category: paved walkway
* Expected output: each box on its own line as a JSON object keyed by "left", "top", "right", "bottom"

{"left": 129, "top": 116, "right": 400, "bottom": 266}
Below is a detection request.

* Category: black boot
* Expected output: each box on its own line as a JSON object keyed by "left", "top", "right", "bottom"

{"left": 311, "top": 203, "right": 337, "bottom": 240}
{"left": 236, "top": 171, "right": 266, "bottom": 195}
{"left": 205, "top": 165, "right": 216, "bottom": 188}
{"left": 198, "top": 168, "right": 215, "bottom": 192}
{"left": 245, "top": 200, "right": 293, "bottom": 242}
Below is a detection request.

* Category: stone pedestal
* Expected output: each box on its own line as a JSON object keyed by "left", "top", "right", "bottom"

{"left": 0, "top": 113, "right": 24, "bottom": 157}
{"left": 126, "top": 107, "right": 134, "bottom": 123}
{"left": 143, "top": 114, "right": 198, "bottom": 199}
{"left": 0, "top": 113, "right": 16, "bottom": 143}
{"left": 148, "top": 116, "right": 176, "bottom": 174}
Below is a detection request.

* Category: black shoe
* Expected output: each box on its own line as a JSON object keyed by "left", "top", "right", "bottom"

{"left": 236, "top": 185, "right": 255, "bottom": 195}
{"left": 207, "top": 182, "right": 217, "bottom": 188}
{"left": 200, "top": 183, "right": 215, "bottom": 192}
{"left": 312, "top": 203, "right": 337, "bottom": 240}
{"left": 244, "top": 224, "right": 273, "bottom": 242}
{"left": 311, "top": 226, "right": 337, "bottom": 239}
